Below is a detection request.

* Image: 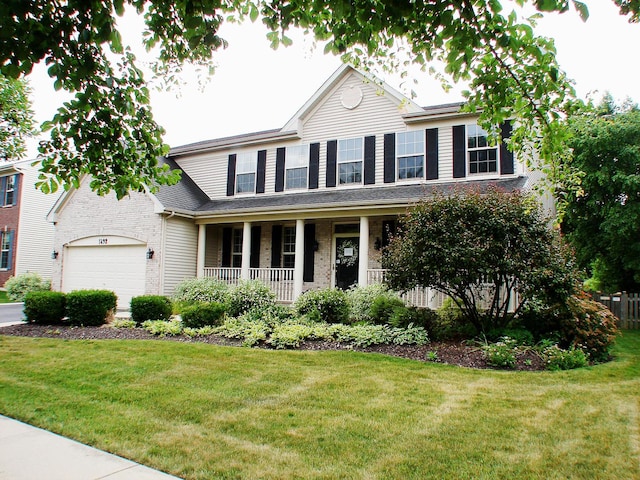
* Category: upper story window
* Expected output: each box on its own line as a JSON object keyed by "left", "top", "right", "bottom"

{"left": 338, "top": 137, "right": 363, "bottom": 185}
{"left": 467, "top": 124, "right": 498, "bottom": 174}
{"left": 235, "top": 152, "right": 257, "bottom": 194}
{"left": 1, "top": 175, "right": 17, "bottom": 206}
{"left": 0, "top": 230, "right": 12, "bottom": 270}
{"left": 285, "top": 145, "right": 309, "bottom": 190}
{"left": 396, "top": 131, "right": 424, "bottom": 180}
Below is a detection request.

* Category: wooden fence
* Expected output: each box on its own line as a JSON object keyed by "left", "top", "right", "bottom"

{"left": 590, "top": 292, "right": 640, "bottom": 330}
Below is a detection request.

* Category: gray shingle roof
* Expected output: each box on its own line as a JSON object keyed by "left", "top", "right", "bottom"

{"left": 154, "top": 157, "right": 210, "bottom": 212}
{"left": 193, "top": 177, "right": 528, "bottom": 216}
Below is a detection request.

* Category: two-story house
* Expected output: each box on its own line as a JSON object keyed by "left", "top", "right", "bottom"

{"left": 48, "top": 64, "right": 539, "bottom": 310}
{"left": 0, "top": 159, "right": 58, "bottom": 287}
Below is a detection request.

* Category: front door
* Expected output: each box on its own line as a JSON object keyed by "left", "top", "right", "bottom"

{"left": 335, "top": 236, "right": 359, "bottom": 289}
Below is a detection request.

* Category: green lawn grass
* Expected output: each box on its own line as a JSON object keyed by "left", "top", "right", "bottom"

{"left": 0, "top": 291, "right": 10, "bottom": 303}
{"left": 0, "top": 332, "right": 639, "bottom": 480}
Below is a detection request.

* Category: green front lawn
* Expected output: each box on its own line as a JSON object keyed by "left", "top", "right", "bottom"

{"left": 0, "top": 332, "right": 639, "bottom": 480}
{"left": 0, "top": 291, "right": 10, "bottom": 303}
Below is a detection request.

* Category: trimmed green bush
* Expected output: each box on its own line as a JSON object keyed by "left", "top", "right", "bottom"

{"left": 347, "top": 284, "right": 403, "bottom": 324}
{"left": 5, "top": 273, "right": 51, "bottom": 302}
{"left": 369, "top": 295, "right": 406, "bottom": 325}
{"left": 130, "top": 295, "right": 172, "bottom": 324}
{"left": 172, "top": 278, "right": 229, "bottom": 304}
{"left": 181, "top": 302, "right": 226, "bottom": 328}
{"left": 24, "top": 291, "right": 66, "bottom": 324}
{"left": 294, "top": 288, "right": 349, "bottom": 324}
{"left": 389, "top": 306, "right": 438, "bottom": 329}
{"left": 66, "top": 290, "right": 117, "bottom": 326}
{"left": 226, "top": 280, "right": 276, "bottom": 317}
{"left": 542, "top": 345, "right": 589, "bottom": 370}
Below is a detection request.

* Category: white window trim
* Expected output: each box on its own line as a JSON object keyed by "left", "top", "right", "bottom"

{"left": 285, "top": 145, "right": 309, "bottom": 191}
{"left": 235, "top": 152, "right": 257, "bottom": 195}
{"left": 0, "top": 230, "right": 11, "bottom": 270}
{"left": 396, "top": 131, "right": 425, "bottom": 182}
{"left": 231, "top": 228, "right": 243, "bottom": 267}
{"left": 282, "top": 225, "right": 296, "bottom": 268}
{"left": 337, "top": 137, "right": 364, "bottom": 186}
{"left": 466, "top": 124, "right": 499, "bottom": 177}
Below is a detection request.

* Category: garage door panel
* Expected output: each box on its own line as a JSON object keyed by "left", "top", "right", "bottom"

{"left": 63, "top": 245, "right": 146, "bottom": 310}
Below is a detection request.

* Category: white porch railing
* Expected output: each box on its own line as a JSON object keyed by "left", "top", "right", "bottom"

{"left": 202, "top": 267, "right": 295, "bottom": 303}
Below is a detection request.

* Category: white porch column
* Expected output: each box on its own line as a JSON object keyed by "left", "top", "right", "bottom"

{"left": 293, "top": 218, "right": 305, "bottom": 300}
{"left": 196, "top": 224, "right": 206, "bottom": 278}
{"left": 241, "top": 221, "right": 251, "bottom": 280}
{"left": 358, "top": 216, "right": 370, "bottom": 287}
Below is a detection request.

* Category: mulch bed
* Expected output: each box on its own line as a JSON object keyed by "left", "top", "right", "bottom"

{"left": 0, "top": 323, "right": 546, "bottom": 371}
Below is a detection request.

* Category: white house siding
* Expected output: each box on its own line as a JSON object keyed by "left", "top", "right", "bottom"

{"left": 175, "top": 150, "right": 228, "bottom": 200}
{"left": 14, "top": 161, "right": 58, "bottom": 279}
{"left": 162, "top": 215, "right": 198, "bottom": 296}
{"left": 51, "top": 178, "right": 163, "bottom": 300}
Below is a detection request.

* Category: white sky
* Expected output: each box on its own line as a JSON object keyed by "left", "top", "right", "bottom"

{"left": 24, "top": 0, "right": 640, "bottom": 157}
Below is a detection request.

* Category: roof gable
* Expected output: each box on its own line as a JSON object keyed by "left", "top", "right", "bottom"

{"left": 282, "top": 64, "right": 423, "bottom": 132}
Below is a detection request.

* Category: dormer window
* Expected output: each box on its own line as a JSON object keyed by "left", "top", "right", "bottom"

{"left": 235, "top": 152, "right": 257, "bottom": 194}
{"left": 285, "top": 145, "right": 309, "bottom": 190}
{"left": 467, "top": 124, "right": 498, "bottom": 174}
{"left": 396, "top": 131, "right": 424, "bottom": 180}
{"left": 338, "top": 137, "right": 363, "bottom": 185}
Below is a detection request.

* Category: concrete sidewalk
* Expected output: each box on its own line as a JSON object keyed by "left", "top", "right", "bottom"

{"left": 0, "top": 415, "right": 182, "bottom": 480}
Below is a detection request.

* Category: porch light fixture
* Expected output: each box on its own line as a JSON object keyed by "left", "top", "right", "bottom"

{"left": 374, "top": 238, "right": 382, "bottom": 251}
{"left": 313, "top": 240, "right": 319, "bottom": 252}
{"left": 51, "top": 250, "right": 59, "bottom": 259}
{"left": 146, "top": 248, "right": 154, "bottom": 260}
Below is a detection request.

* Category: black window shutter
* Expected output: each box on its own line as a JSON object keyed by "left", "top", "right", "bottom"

{"left": 303, "top": 223, "right": 315, "bottom": 282}
{"left": 326, "top": 140, "right": 337, "bottom": 187}
{"left": 226, "top": 154, "right": 237, "bottom": 196}
{"left": 364, "top": 135, "right": 376, "bottom": 185}
{"left": 452, "top": 125, "right": 466, "bottom": 178}
{"left": 256, "top": 150, "right": 266, "bottom": 193}
{"left": 309, "top": 143, "right": 320, "bottom": 189}
{"left": 383, "top": 133, "right": 396, "bottom": 183}
{"left": 221, "top": 227, "right": 232, "bottom": 267}
{"left": 426, "top": 128, "right": 439, "bottom": 180}
{"left": 271, "top": 225, "right": 282, "bottom": 268}
{"left": 500, "top": 120, "right": 515, "bottom": 175}
{"left": 275, "top": 147, "right": 286, "bottom": 192}
{"left": 0, "top": 176, "right": 6, "bottom": 207}
{"left": 382, "top": 220, "right": 397, "bottom": 248}
{"left": 250, "top": 226, "right": 261, "bottom": 268}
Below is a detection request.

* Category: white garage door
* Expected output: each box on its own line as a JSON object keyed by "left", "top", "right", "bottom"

{"left": 63, "top": 244, "right": 147, "bottom": 310}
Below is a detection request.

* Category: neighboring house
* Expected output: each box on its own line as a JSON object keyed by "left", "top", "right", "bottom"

{"left": 0, "top": 158, "right": 58, "bottom": 286}
{"left": 49, "top": 64, "right": 542, "bottom": 310}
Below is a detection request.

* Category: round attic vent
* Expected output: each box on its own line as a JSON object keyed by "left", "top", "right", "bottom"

{"left": 340, "top": 85, "right": 363, "bottom": 110}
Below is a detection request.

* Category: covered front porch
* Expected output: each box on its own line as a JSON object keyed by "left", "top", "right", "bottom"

{"left": 194, "top": 214, "right": 443, "bottom": 306}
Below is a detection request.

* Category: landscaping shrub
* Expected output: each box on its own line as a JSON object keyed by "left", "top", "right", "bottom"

{"left": 542, "top": 344, "right": 589, "bottom": 371}
{"left": 430, "top": 298, "right": 477, "bottom": 340}
{"left": 486, "top": 327, "right": 535, "bottom": 346}
{"left": 23, "top": 291, "right": 65, "bottom": 324}
{"left": 559, "top": 291, "right": 619, "bottom": 362}
{"left": 142, "top": 319, "right": 183, "bottom": 336}
{"left": 172, "top": 278, "right": 229, "bottom": 304}
{"left": 294, "top": 288, "right": 349, "bottom": 324}
{"left": 66, "top": 290, "right": 117, "bottom": 326}
{"left": 181, "top": 302, "right": 226, "bottom": 328}
{"left": 347, "top": 283, "right": 403, "bottom": 324}
{"left": 226, "top": 280, "right": 277, "bottom": 317}
{"left": 482, "top": 336, "right": 518, "bottom": 369}
{"left": 130, "top": 295, "right": 172, "bottom": 324}
{"left": 5, "top": 272, "right": 51, "bottom": 302}
{"left": 369, "top": 295, "right": 406, "bottom": 325}
{"left": 389, "top": 306, "right": 438, "bottom": 329}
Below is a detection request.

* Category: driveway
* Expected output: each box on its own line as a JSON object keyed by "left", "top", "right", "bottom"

{"left": 0, "top": 303, "right": 25, "bottom": 325}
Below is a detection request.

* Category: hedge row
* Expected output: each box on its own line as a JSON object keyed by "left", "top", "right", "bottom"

{"left": 24, "top": 290, "right": 117, "bottom": 326}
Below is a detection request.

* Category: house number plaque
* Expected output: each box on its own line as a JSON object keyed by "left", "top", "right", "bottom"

{"left": 98, "top": 238, "right": 108, "bottom": 245}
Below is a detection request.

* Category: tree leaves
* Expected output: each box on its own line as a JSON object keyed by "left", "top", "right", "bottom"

{"left": 0, "top": 74, "right": 37, "bottom": 161}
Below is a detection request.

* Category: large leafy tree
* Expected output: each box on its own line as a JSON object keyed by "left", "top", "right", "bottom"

{"left": 383, "top": 187, "right": 577, "bottom": 333}
{"left": 0, "top": 74, "right": 37, "bottom": 161}
{"left": 0, "top": 0, "right": 638, "bottom": 198}
{"left": 561, "top": 97, "right": 640, "bottom": 292}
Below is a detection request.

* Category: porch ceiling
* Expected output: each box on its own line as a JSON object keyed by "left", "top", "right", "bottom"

{"left": 192, "top": 177, "right": 528, "bottom": 223}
